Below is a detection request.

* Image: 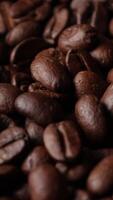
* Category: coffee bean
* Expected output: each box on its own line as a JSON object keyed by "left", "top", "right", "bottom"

{"left": 0, "top": 84, "right": 19, "bottom": 114}
{"left": 6, "top": 20, "right": 38, "bottom": 46}
{"left": 44, "top": 120, "right": 81, "bottom": 161}
{"left": 101, "top": 83, "right": 113, "bottom": 115}
{"left": 43, "top": 5, "right": 69, "bottom": 44}
{"left": 107, "top": 69, "right": 113, "bottom": 83}
{"left": 74, "top": 71, "right": 106, "bottom": 99}
{"left": 73, "top": 189, "right": 92, "bottom": 200}
{"left": 22, "top": 146, "right": 50, "bottom": 174}
{"left": 28, "top": 164, "right": 66, "bottom": 200}
{"left": 15, "top": 92, "right": 64, "bottom": 126}
{"left": 0, "top": 126, "right": 27, "bottom": 164}
{"left": 31, "top": 48, "right": 71, "bottom": 93}
{"left": 75, "top": 95, "right": 108, "bottom": 145}
{"left": 87, "top": 155, "right": 113, "bottom": 196}
{"left": 58, "top": 24, "right": 98, "bottom": 53}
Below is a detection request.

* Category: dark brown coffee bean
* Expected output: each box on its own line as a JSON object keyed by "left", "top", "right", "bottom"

{"left": 10, "top": 0, "right": 41, "bottom": 18}
{"left": 6, "top": 20, "right": 38, "bottom": 46}
{"left": 0, "top": 126, "right": 27, "bottom": 164}
{"left": 31, "top": 48, "right": 71, "bottom": 93}
{"left": 58, "top": 24, "right": 98, "bottom": 53}
{"left": 0, "top": 83, "right": 19, "bottom": 114}
{"left": 87, "top": 155, "right": 113, "bottom": 196}
{"left": 25, "top": 119, "right": 44, "bottom": 145}
{"left": 10, "top": 37, "right": 49, "bottom": 67}
{"left": 15, "top": 92, "right": 64, "bottom": 126}
{"left": 43, "top": 5, "right": 69, "bottom": 44}
{"left": 74, "top": 71, "right": 106, "bottom": 99}
{"left": 75, "top": 95, "right": 108, "bottom": 144}
{"left": 0, "top": 12, "right": 6, "bottom": 35}
{"left": 22, "top": 146, "right": 50, "bottom": 173}
{"left": 101, "top": 83, "right": 113, "bottom": 115}
{"left": 44, "top": 120, "right": 81, "bottom": 161}
{"left": 90, "top": 37, "right": 113, "bottom": 71}
{"left": 28, "top": 164, "right": 66, "bottom": 200}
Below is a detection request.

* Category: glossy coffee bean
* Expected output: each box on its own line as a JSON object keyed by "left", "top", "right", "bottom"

{"left": 31, "top": 48, "right": 71, "bottom": 92}
{"left": 0, "top": 84, "right": 19, "bottom": 114}
{"left": 28, "top": 164, "right": 66, "bottom": 200}
{"left": 44, "top": 120, "right": 81, "bottom": 161}
{"left": 15, "top": 92, "right": 64, "bottom": 126}
{"left": 43, "top": 5, "right": 69, "bottom": 44}
{"left": 22, "top": 146, "right": 50, "bottom": 173}
{"left": 6, "top": 20, "right": 38, "bottom": 46}
{"left": 0, "top": 126, "right": 27, "bottom": 164}
{"left": 75, "top": 95, "right": 108, "bottom": 144}
{"left": 101, "top": 83, "right": 113, "bottom": 115}
{"left": 58, "top": 24, "right": 98, "bottom": 53}
{"left": 87, "top": 155, "right": 113, "bottom": 196}
{"left": 74, "top": 71, "right": 106, "bottom": 99}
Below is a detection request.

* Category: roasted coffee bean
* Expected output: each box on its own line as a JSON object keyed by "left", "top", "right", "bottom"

{"left": 44, "top": 120, "right": 81, "bottom": 161}
{"left": 74, "top": 71, "right": 106, "bottom": 99}
{"left": 22, "top": 146, "right": 50, "bottom": 174}
{"left": 87, "top": 155, "right": 113, "bottom": 196}
{"left": 43, "top": 5, "right": 69, "bottom": 44}
{"left": 10, "top": 37, "right": 49, "bottom": 67}
{"left": 31, "top": 48, "right": 71, "bottom": 93}
{"left": 15, "top": 92, "right": 64, "bottom": 126}
{"left": 10, "top": 0, "right": 41, "bottom": 18}
{"left": 0, "top": 84, "right": 19, "bottom": 114}
{"left": 109, "top": 18, "right": 113, "bottom": 36}
{"left": 6, "top": 20, "right": 38, "bottom": 46}
{"left": 25, "top": 119, "right": 44, "bottom": 145}
{"left": 35, "top": 2, "right": 51, "bottom": 22}
{"left": 0, "top": 126, "right": 27, "bottom": 164}
{"left": 58, "top": 24, "right": 98, "bottom": 53}
{"left": 101, "top": 83, "right": 113, "bottom": 116}
{"left": 90, "top": 37, "right": 113, "bottom": 71}
{"left": 28, "top": 164, "right": 66, "bottom": 200}
{"left": 75, "top": 95, "right": 108, "bottom": 145}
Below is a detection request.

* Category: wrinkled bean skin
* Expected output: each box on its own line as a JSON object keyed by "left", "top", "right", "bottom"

{"left": 87, "top": 155, "right": 113, "bottom": 196}
{"left": 15, "top": 92, "right": 64, "bottom": 126}
{"left": 74, "top": 71, "right": 106, "bottom": 99}
{"left": 75, "top": 95, "right": 108, "bottom": 144}
{"left": 58, "top": 24, "right": 98, "bottom": 53}
{"left": 44, "top": 120, "right": 81, "bottom": 161}
{"left": 28, "top": 164, "right": 66, "bottom": 200}
{"left": 0, "top": 84, "right": 19, "bottom": 114}
{"left": 31, "top": 48, "right": 71, "bottom": 93}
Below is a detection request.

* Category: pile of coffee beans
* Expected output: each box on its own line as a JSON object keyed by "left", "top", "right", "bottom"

{"left": 1, "top": 0, "right": 113, "bottom": 200}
